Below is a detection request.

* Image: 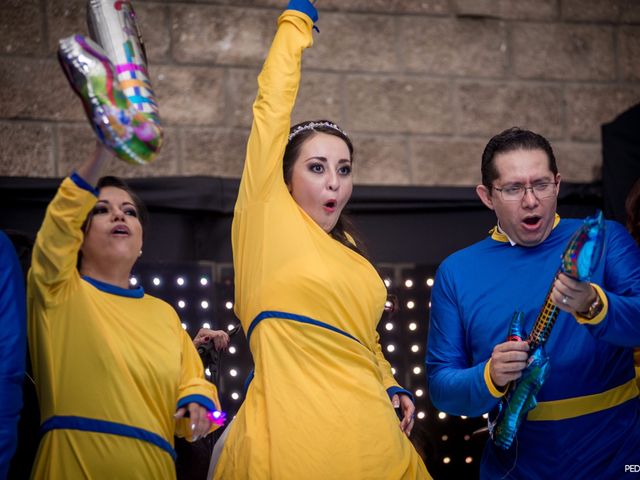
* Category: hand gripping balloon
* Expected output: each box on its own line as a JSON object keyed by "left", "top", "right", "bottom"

{"left": 488, "top": 211, "right": 606, "bottom": 450}
{"left": 57, "top": 0, "right": 162, "bottom": 164}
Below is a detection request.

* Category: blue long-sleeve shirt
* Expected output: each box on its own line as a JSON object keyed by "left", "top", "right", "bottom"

{"left": 427, "top": 217, "right": 640, "bottom": 478}
{"left": 0, "top": 231, "right": 26, "bottom": 480}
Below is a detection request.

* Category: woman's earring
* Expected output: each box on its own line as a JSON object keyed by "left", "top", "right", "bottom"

{"left": 139, "top": 249, "right": 143, "bottom": 257}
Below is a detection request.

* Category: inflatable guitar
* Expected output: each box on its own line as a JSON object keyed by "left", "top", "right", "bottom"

{"left": 488, "top": 211, "right": 606, "bottom": 450}
{"left": 57, "top": 0, "right": 162, "bottom": 164}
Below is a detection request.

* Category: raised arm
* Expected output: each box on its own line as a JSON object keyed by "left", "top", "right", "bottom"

{"left": 29, "top": 143, "right": 110, "bottom": 305}
{"left": 236, "top": 0, "right": 318, "bottom": 206}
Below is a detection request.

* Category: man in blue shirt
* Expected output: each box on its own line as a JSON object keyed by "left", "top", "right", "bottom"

{"left": 427, "top": 127, "right": 640, "bottom": 478}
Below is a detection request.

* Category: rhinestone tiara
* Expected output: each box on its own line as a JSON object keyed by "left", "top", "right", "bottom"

{"left": 287, "top": 121, "right": 348, "bottom": 142}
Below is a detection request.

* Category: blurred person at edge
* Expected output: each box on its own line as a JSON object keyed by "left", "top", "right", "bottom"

{"left": 0, "top": 230, "right": 26, "bottom": 480}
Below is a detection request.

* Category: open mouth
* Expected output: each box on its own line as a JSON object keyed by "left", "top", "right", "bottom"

{"left": 522, "top": 216, "right": 541, "bottom": 228}
{"left": 323, "top": 200, "right": 337, "bottom": 213}
{"left": 111, "top": 225, "right": 130, "bottom": 236}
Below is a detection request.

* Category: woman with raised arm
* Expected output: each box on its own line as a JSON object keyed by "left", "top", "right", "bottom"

{"left": 211, "top": 1, "right": 430, "bottom": 478}
{"left": 28, "top": 143, "right": 222, "bottom": 478}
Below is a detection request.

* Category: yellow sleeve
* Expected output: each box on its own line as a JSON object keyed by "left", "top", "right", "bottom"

{"left": 174, "top": 327, "right": 223, "bottom": 439}
{"left": 29, "top": 176, "right": 97, "bottom": 306}
{"left": 236, "top": 8, "right": 315, "bottom": 208}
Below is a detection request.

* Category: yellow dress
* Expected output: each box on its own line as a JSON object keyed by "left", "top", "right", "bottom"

{"left": 214, "top": 5, "right": 430, "bottom": 479}
{"left": 28, "top": 176, "right": 221, "bottom": 479}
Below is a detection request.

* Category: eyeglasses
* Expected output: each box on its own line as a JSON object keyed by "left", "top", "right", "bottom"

{"left": 492, "top": 182, "right": 558, "bottom": 202}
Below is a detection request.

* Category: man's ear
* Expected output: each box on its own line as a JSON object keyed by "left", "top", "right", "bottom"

{"left": 476, "top": 184, "right": 495, "bottom": 211}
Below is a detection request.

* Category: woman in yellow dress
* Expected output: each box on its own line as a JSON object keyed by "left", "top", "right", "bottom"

{"left": 28, "top": 144, "right": 222, "bottom": 478}
{"left": 212, "top": 1, "right": 431, "bottom": 478}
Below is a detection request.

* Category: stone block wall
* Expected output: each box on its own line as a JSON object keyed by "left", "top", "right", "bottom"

{"left": 1, "top": 0, "right": 639, "bottom": 185}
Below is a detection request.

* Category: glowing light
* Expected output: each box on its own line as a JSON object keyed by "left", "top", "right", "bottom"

{"left": 229, "top": 369, "right": 238, "bottom": 377}
{"left": 482, "top": 413, "right": 489, "bottom": 419}
{"left": 384, "top": 300, "right": 393, "bottom": 309}
{"left": 385, "top": 322, "right": 394, "bottom": 331}
{"left": 202, "top": 322, "right": 211, "bottom": 329}
{"left": 391, "top": 367, "right": 396, "bottom": 375}
{"left": 181, "top": 323, "right": 187, "bottom": 330}
{"left": 231, "top": 392, "right": 240, "bottom": 400}
{"left": 176, "top": 277, "right": 185, "bottom": 286}
{"left": 464, "top": 434, "right": 471, "bottom": 441}
{"left": 225, "top": 301, "right": 233, "bottom": 310}
{"left": 409, "top": 322, "right": 417, "bottom": 331}
{"left": 441, "top": 435, "right": 448, "bottom": 441}
{"left": 406, "top": 300, "right": 415, "bottom": 309}
{"left": 465, "top": 457, "right": 473, "bottom": 464}
{"left": 438, "top": 411, "right": 447, "bottom": 420}
{"left": 129, "top": 276, "right": 138, "bottom": 286}
{"left": 411, "top": 344, "right": 420, "bottom": 353}
{"left": 428, "top": 301, "right": 432, "bottom": 308}
{"left": 152, "top": 277, "right": 161, "bottom": 286}
{"left": 443, "top": 457, "right": 451, "bottom": 464}
{"left": 415, "top": 389, "right": 424, "bottom": 397}
{"left": 227, "top": 324, "right": 235, "bottom": 331}
{"left": 426, "top": 278, "right": 434, "bottom": 287}
{"left": 384, "top": 278, "right": 391, "bottom": 287}
{"left": 413, "top": 366, "right": 422, "bottom": 375}
{"left": 460, "top": 415, "right": 467, "bottom": 420}
{"left": 201, "top": 300, "right": 209, "bottom": 309}
{"left": 177, "top": 300, "right": 186, "bottom": 309}
{"left": 386, "top": 344, "right": 396, "bottom": 353}
{"left": 417, "top": 411, "right": 426, "bottom": 419}
{"left": 205, "top": 368, "right": 211, "bottom": 376}
{"left": 229, "top": 346, "right": 237, "bottom": 354}
{"left": 405, "top": 279, "right": 414, "bottom": 288}
{"left": 200, "top": 277, "right": 209, "bottom": 286}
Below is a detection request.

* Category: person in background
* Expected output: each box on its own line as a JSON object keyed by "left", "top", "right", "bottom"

{"left": 427, "top": 127, "right": 640, "bottom": 478}
{"left": 210, "top": 1, "right": 430, "bottom": 479}
{"left": 28, "top": 143, "right": 222, "bottom": 478}
{"left": 625, "top": 176, "right": 640, "bottom": 391}
{"left": 0, "top": 230, "right": 26, "bottom": 480}
{"left": 193, "top": 328, "right": 230, "bottom": 353}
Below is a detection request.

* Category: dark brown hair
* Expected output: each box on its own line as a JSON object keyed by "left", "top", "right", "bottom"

{"left": 481, "top": 127, "right": 558, "bottom": 187}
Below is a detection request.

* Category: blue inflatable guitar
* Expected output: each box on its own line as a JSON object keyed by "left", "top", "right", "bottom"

{"left": 488, "top": 211, "right": 606, "bottom": 449}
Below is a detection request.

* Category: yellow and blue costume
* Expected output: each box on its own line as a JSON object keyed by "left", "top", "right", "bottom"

{"left": 214, "top": 2, "right": 430, "bottom": 479}
{"left": 28, "top": 174, "right": 221, "bottom": 479}
{"left": 427, "top": 216, "right": 640, "bottom": 478}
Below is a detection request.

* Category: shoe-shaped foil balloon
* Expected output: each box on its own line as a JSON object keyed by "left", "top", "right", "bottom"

{"left": 58, "top": 0, "right": 162, "bottom": 165}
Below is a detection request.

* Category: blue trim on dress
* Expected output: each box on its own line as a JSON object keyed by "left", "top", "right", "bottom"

{"left": 176, "top": 394, "right": 216, "bottom": 413}
{"left": 387, "top": 386, "right": 415, "bottom": 404}
{"left": 82, "top": 275, "right": 144, "bottom": 298}
{"left": 243, "top": 369, "right": 255, "bottom": 395}
{"left": 70, "top": 172, "right": 99, "bottom": 197}
{"left": 40, "top": 415, "right": 176, "bottom": 461}
{"left": 287, "top": 0, "right": 318, "bottom": 23}
{"left": 246, "top": 310, "right": 362, "bottom": 345}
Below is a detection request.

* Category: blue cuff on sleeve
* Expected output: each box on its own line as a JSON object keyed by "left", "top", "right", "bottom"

{"left": 70, "top": 172, "right": 99, "bottom": 197}
{"left": 287, "top": 0, "right": 318, "bottom": 23}
{"left": 176, "top": 394, "right": 216, "bottom": 414}
{"left": 387, "top": 386, "right": 415, "bottom": 404}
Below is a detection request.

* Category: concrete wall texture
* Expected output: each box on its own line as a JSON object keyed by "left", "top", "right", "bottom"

{"left": 1, "top": 0, "right": 639, "bottom": 186}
